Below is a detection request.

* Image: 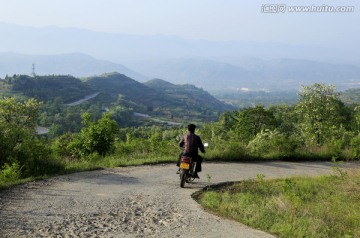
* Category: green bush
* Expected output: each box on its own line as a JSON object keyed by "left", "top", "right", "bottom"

{"left": 206, "top": 141, "right": 245, "bottom": 161}
{"left": 350, "top": 133, "right": 360, "bottom": 159}
{"left": 0, "top": 161, "right": 21, "bottom": 182}
{"left": 52, "top": 132, "right": 75, "bottom": 158}
{"left": 21, "top": 138, "right": 64, "bottom": 176}
{"left": 52, "top": 113, "right": 120, "bottom": 160}
{"left": 247, "top": 130, "right": 299, "bottom": 158}
{"left": 80, "top": 112, "right": 119, "bottom": 156}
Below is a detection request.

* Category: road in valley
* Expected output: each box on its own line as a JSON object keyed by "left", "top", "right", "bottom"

{"left": 65, "top": 92, "right": 100, "bottom": 106}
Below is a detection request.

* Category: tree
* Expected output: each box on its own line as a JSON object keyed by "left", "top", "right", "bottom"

{"left": 231, "top": 105, "right": 276, "bottom": 144}
{"left": 296, "top": 83, "right": 344, "bottom": 145}
{"left": 80, "top": 112, "right": 119, "bottom": 156}
{"left": 269, "top": 105, "right": 298, "bottom": 137}
{"left": 0, "top": 97, "right": 56, "bottom": 176}
{"left": 0, "top": 97, "right": 41, "bottom": 165}
{"left": 353, "top": 106, "right": 360, "bottom": 133}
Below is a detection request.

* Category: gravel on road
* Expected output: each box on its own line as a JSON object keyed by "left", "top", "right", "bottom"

{"left": 0, "top": 162, "right": 336, "bottom": 238}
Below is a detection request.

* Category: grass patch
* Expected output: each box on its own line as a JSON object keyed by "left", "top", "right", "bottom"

{"left": 195, "top": 167, "right": 360, "bottom": 238}
{"left": 0, "top": 153, "right": 176, "bottom": 190}
{"left": 0, "top": 176, "right": 49, "bottom": 190}
{"left": 63, "top": 153, "right": 176, "bottom": 172}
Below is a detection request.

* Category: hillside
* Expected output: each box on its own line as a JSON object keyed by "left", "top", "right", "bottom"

{"left": 84, "top": 73, "right": 181, "bottom": 110}
{"left": 84, "top": 73, "right": 229, "bottom": 121}
{"left": 145, "top": 78, "right": 231, "bottom": 111}
{"left": 131, "top": 59, "right": 258, "bottom": 90}
{"left": 2, "top": 50, "right": 359, "bottom": 93}
{"left": 1, "top": 72, "right": 231, "bottom": 128}
{"left": 340, "top": 88, "right": 360, "bottom": 104}
{"left": 8, "top": 74, "right": 95, "bottom": 103}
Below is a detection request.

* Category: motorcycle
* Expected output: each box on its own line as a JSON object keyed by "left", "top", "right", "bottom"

{"left": 179, "top": 143, "right": 208, "bottom": 188}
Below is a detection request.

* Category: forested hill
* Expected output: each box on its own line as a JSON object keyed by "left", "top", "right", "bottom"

{"left": 8, "top": 74, "right": 95, "bottom": 103}
{"left": 84, "top": 73, "right": 230, "bottom": 119}
{"left": 85, "top": 72, "right": 165, "bottom": 107}
{"left": 145, "top": 78, "right": 230, "bottom": 111}
{"left": 1, "top": 72, "right": 230, "bottom": 124}
{"left": 340, "top": 88, "right": 360, "bottom": 104}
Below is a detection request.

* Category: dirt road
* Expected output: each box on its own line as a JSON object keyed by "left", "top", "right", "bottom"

{"left": 0, "top": 162, "right": 335, "bottom": 237}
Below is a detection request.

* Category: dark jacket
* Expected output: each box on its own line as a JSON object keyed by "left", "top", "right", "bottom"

{"left": 179, "top": 132, "right": 205, "bottom": 156}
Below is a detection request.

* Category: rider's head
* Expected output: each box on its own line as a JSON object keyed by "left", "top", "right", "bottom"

{"left": 187, "top": 124, "right": 196, "bottom": 133}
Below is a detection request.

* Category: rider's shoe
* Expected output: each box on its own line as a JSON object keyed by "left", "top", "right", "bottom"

{"left": 176, "top": 169, "right": 180, "bottom": 174}
{"left": 192, "top": 173, "right": 200, "bottom": 179}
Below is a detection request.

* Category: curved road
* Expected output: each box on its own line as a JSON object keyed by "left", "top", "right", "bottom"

{"left": 0, "top": 162, "right": 336, "bottom": 237}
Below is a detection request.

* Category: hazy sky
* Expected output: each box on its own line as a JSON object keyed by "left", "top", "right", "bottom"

{"left": 0, "top": 0, "right": 359, "bottom": 48}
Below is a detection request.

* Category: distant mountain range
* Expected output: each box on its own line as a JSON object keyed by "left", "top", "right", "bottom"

{"left": 0, "top": 52, "right": 148, "bottom": 81}
{"left": 128, "top": 58, "right": 360, "bottom": 91}
{"left": 0, "top": 22, "right": 358, "bottom": 64}
{"left": 0, "top": 22, "right": 359, "bottom": 91}
{"left": 1, "top": 52, "right": 360, "bottom": 92}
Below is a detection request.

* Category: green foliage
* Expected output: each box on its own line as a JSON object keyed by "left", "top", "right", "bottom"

{"left": 296, "top": 83, "right": 344, "bottom": 145}
{"left": 0, "top": 97, "right": 65, "bottom": 177}
{"left": 229, "top": 105, "right": 276, "bottom": 144}
{"left": 39, "top": 97, "right": 106, "bottom": 137}
{"left": 197, "top": 169, "right": 360, "bottom": 238}
{"left": 115, "top": 126, "right": 182, "bottom": 158}
{"left": 10, "top": 74, "right": 94, "bottom": 103}
{"left": 109, "top": 104, "right": 134, "bottom": 126}
{"left": 145, "top": 78, "right": 230, "bottom": 119}
{"left": 349, "top": 133, "right": 360, "bottom": 159}
{"left": 59, "top": 125, "right": 185, "bottom": 174}
{"left": 204, "top": 141, "right": 246, "bottom": 161}
{"left": 269, "top": 105, "right": 298, "bottom": 137}
{"left": 247, "top": 129, "right": 299, "bottom": 158}
{"left": 52, "top": 132, "right": 76, "bottom": 158}
{"left": 2, "top": 73, "right": 229, "bottom": 136}
{"left": 19, "top": 138, "right": 54, "bottom": 176}
{"left": 0, "top": 97, "right": 40, "bottom": 164}
{"left": 80, "top": 113, "right": 119, "bottom": 156}
{"left": 0, "top": 161, "right": 21, "bottom": 183}
{"left": 353, "top": 106, "right": 360, "bottom": 133}
{"left": 212, "top": 90, "right": 299, "bottom": 108}
{"left": 341, "top": 87, "right": 360, "bottom": 104}
{"left": 53, "top": 113, "right": 119, "bottom": 158}
{"left": 4, "top": 81, "right": 360, "bottom": 190}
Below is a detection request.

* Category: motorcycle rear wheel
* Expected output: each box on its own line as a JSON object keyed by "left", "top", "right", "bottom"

{"left": 180, "top": 170, "right": 187, "bottom": 188}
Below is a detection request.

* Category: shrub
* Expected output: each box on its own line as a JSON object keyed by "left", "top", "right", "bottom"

{"left": 52, "top": 132, "right": 75, "bottom": 158}
{"left": 80, "top": 113, "right": 119, "bottom": 156}
{"left": 0, "top": 161, "right": 21, "bottom": 183}
{"left": 206, "top": 141, "right": 245, "bottom": 161}
{"left": 349, "top": 133, "right": 360, "bottom": 159}
{"left": 21, "top": 138, "right": 64, "bottom": 176}
{"left": 248, "top": 129, "right": 299, "bottom": 158}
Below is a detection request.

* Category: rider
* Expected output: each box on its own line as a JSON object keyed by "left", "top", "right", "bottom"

{"left": 178, "top": 124, "right": 205, "bottom": 179}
